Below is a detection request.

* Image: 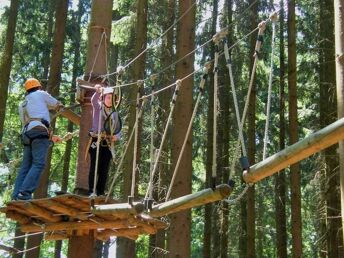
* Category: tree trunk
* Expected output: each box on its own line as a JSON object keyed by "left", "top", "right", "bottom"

{"left": 116, "top": 0, "right": 147, "bottom": 257}
{"left": 54, "top": 1, "right": 84, "bottom": 257}
{"left": 319, "top": 0, "right": 343, "bottom": 257}
{"left": 25, "top": 1, "right": 69, "bottom": 257}
{"left": 288, "top": 1, "right": 302, "bottom": 257}
{"left": 334, "top": 0, "right": 344, "bottom": 252}
{"left": 70, "top": 0, "right": 113, "bottom": 257}
{"left": 167, "top": 0, "right": 195, "bottom": 257}
{"left": 275, "top": 2, "right": 288, "bottom": 257}
{"left": 0, "top": 0, "right": 19, "bottom": 143}
{"left": 247, "top": 1, "right": 258, "bottom": 258}
{"left": 203, "top": 0, "right": 218, "bottom": 256}
{"left": 219, "top": 2, "right": 233, "bottom": 257}
{"left": 41, "top": 1, "right": 55, "bottom": 88}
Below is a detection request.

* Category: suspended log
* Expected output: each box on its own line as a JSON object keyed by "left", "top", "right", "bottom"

{"left": 45, "top": 232, "right": 68, "bottom": 241}
{"left": 96, "top": 228, "right": 141, "bottom": 241}
{"left": 21, "top": 219, "right": 130, "bottom": 233}
{"left": 148, "top": 184, "right": 233, "bottom": 218}
{"left": 59, "top": 108, "right": 80, "bottom": 125}
{"left": 93, "top": 202, "right": 145, "bottom": 216}
{"left": 243, "top": 117, "right": 344, "bottom": 183}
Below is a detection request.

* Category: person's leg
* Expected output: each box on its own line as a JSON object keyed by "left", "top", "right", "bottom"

{"left": 88, "top": 140, "right": 97, "bottom": 194}
{"left": 96, "top": 144, "right": 112, "bottom": 195}
{"left": 12, "top": 145, "right": 32, "bottom": 199}
{"left": 19, "top": 138, "right": 50, "bottom": 199}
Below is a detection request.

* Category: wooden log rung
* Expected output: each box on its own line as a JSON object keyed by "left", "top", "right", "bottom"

{"left": 148, "top": 184, "right": 233, "bottom": 218}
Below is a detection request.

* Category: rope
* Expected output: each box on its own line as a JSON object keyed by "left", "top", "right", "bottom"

{"left": 228, "top": 20, "right": 267, "bottom": 179}
{"left": 88, "top": 31, "right": 106, "bottom": 81}
{"left": 91, "top": 88, "right": 104, "bottom": 197}
{"left": 223, "top": 184, "right": 250, "bottom": 205}
{"left": 165, "top": 64, "right": 210, "bottom": 201}
{"left": 262, "top": 12, "right": 278, "bottom": 160}
{"left": 130, "top": 81, "right": 143, "bottom": 197}
{"left": 212, "top": 36, "right": 221, "bottom": 189}
{"left": 105, "top": 98, "right": 147, "bottom": 203}
{"left": 224, "top": 42, "right": 247, "bottom": 157}
{"left": 148, "top": 76, "right": 157, "bottom": 199}
{"left": 145, "top": 80, "right": 182, "bottom": 200}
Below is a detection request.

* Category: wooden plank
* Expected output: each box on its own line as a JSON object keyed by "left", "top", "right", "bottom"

{"left": 59, "top": 108, "right": 80, "bottom": 125}
{"left": 53, "top": 195, "right": 91, "bottom": 212}
{"left": 96, "top": 228, "right": 140, "bottom": 241}
{"left": 6, "top": 211, "right": 31, "bottom": 224}
{"left": 243, "top": 117, "right": 344, "bottom": 183}
{"left": 12, "top": 202, "right": 61, "bottom": 222}
{"left": 148, "top": 184, "right": 232, "bottom": 217}
{"left": 35, "top": 199, "right": 80, "bottom": 217}
{"left": 21, "top": 219, "right": 130, "bottom": 233}
{"left": 45, "top": 232, "right": 68, "bottom": 241}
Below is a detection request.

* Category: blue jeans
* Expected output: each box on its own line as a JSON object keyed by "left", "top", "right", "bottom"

{"left": 12, "top": 135, "right": 50, "bottom": 200}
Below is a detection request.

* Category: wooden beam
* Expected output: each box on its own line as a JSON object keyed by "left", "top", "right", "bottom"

{"left": 12, "top": 202, "right": 61, "bottom": 222}
{"left": 6, "top": 210, "right": 31, "bottom": 224}
{"left": 148, "top": 184, "right": 233, "bottom": 218}
{"left": 243, "top": 118, "right": 344, "bottom": 183}
{"left": 37, "top": 199, "right": 80, "bottom": 217}
{"left": 21, "top": 219, "right": 130, "bottom": 233}
{"left": 45, "top": 232, "right": 68, "bottom": 241}
{"left": 96, "top": 228, "right": 140, "bottom": 241}
{"left": 93, "top": 202, "right": 145, "bottom": 216}
{"left": 59, "top": 108, "right": 80, "bottom": 125}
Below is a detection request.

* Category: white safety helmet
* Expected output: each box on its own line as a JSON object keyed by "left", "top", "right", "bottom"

{"left": 103, "top": 87, "right": 114, "bottom": 95}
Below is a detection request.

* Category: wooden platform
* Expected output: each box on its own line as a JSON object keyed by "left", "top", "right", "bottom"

{"left": 0, "top": 194, "right": 167, "bottom": 241}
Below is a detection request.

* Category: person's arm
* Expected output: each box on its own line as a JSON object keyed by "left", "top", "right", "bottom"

{"left": 42, "top": 91, "right": 62, "bottom": 110}
{"left": 91, "top": 84, "right": 103, "bottom": 107}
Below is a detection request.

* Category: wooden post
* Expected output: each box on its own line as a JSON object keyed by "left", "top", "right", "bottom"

{"left": 148, "top": 184, "right": 232, "bottom": 218}
{"left": 243, "top": 117, "right": 344, "bottom": 183}
{"left": 69, "top": 0, "right": 113, "bottom": 257}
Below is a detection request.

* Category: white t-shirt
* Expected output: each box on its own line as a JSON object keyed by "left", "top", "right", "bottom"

{"left": 19, "top": 90, "right": 59, "bottom": 132}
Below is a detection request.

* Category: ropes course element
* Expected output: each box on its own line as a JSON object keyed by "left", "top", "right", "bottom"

{"left": 227, "top": 20, "right": 267, "bottom": 182}
{"left": 129, "top": 81, "right": 144, "bottom": 202}
{"left": 145, "top": 80, "right": 182, "bottom": 202}
{"left": 165, "top": 64, "right": 211, "bottom": 201}
{"left": 105, "top": 98, "right": 148, "bottom": 203}
{"left": 148, "top": 75, "right": 157, "bottom": 203}
{"left": 262, "top": 12, "right": 278, "bottom": 160}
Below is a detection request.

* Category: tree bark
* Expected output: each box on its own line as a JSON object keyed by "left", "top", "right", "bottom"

{"left": 275, "top": 2, "right": 288, "bottom": 257}
{"left": 0, "top": 0, "right": 19, "bottom": 143}
{"left": 41, "top": 1, "right": 55, "bottom": 88}
{"left": 334, "top": 0, "right": 344, "bottom": 252}
{"left": 167, "top": 0, "right": 195, "bottom": 257}
{"left": 288, "top": 1, "right": 302, "bottom": 257}
{"left": 319, "top": 0, "right": 343, "bottom": 256}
